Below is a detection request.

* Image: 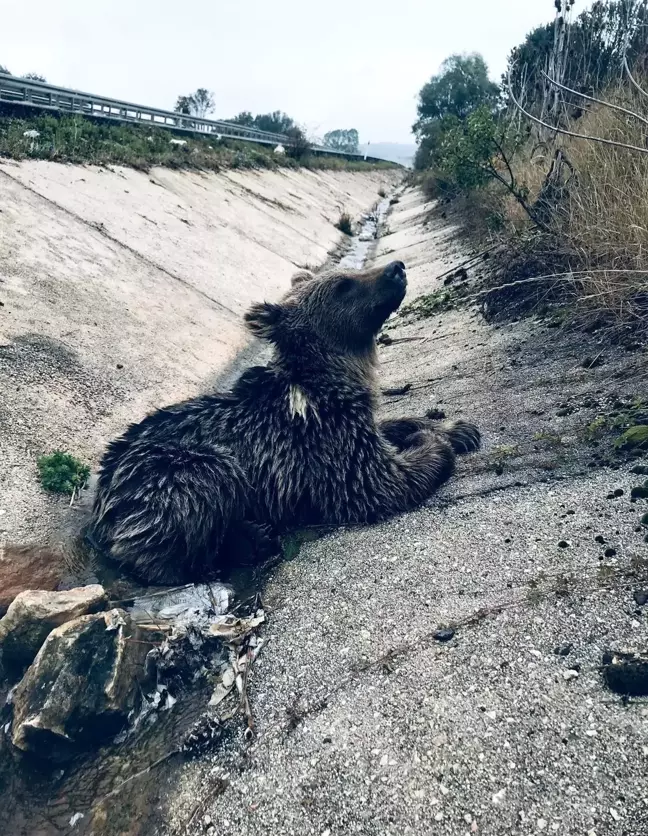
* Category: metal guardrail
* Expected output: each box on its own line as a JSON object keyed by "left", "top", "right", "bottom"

{"left": 0, "top": 73, "right": 372, "bottom": 159}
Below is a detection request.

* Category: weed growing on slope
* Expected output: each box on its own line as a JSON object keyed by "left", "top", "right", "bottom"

{"left": 37, "top": 451, "right": 90, "bottom": 495}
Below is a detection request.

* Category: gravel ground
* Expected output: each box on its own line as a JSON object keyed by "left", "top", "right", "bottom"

{"left": 164, "top": 188, "right": 648, "bottom": 836}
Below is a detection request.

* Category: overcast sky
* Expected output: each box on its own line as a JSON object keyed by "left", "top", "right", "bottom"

{"left": 2, "top": 0, "right": 593, "bottom": 145}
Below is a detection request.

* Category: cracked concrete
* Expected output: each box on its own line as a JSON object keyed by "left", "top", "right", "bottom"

{"left": 162, "top": 187, "right": 648, "bottom": 836}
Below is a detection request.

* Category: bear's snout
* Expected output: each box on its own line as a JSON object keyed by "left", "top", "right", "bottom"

{"left": 381, "top": 261, "right": 407, "bottom": 290}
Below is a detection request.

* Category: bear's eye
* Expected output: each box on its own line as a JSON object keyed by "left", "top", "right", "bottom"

{"left": 336, "top": 278, "right": 354, "bottom": 295}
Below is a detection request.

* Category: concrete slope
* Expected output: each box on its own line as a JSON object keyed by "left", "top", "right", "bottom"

{"left": 0, "top": 161, "right": 397, "bottom": 542}
{"left": 166, "top": 188, "right": 648, "bottom": 836}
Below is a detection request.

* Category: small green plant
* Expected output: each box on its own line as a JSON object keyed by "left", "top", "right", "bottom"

{"left": 399, "top": 288, "right": 459, "bottom": 319}
{"left": 37, "top": 451, "right": 90, "bottom": 495}
{"left": 614, "top": 425, "right": 648, "bottom": 451}
{"left": 492, "top": 444, "right": 520, "bottom": 459}
{"left": 335, "top": 212, "right": 353, "bottom": 236}
{"left": 533, "top": 431, "right": 564, "bottom": 445}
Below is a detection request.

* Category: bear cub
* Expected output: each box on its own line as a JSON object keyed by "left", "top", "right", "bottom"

{"left": 91, "top": 261, "right": 480, "bottom": 583}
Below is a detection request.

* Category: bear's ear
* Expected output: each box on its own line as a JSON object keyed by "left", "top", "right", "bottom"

{"left": 244, "top": 301, "right": 284, "bottom": 341}
{"left": 290, "top": 269, "right": 315, "bottom": 287}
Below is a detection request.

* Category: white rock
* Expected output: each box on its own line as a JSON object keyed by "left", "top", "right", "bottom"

{"left": 610, "top": 808, "right": 620, "bottom": 822}
{"left": 537, "top": 818, "right": 547, "bottom": 830}
{"left": 562, "top": 670, "right": 579, "bottom": 681}
{"left": 492, "top": 788, "right": 507, "bottom": 805}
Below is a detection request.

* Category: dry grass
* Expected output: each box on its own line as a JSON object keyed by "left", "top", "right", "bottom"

{"left": 550, "top": 96, "right": 648, "bottom": 321}
{"left": 455, "top": 84, "right": 648, "bottom": 328}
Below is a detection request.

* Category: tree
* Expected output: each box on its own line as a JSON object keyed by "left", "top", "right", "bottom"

{"left": 0, "top": 64, "right": 11, "bottom": 75}
{"left": 192, "top": 88, "right": 215, "bottom": 118}
{"left": 174, "top": 89, "right": 215, "bottom": 119}
{"left": 506, "top": 0, "right": 648, "bottom": 114}
{"left": 226, "top": 110, "right": 296, "bottom": 135}
{"left": 413, "top": 52, "right": 500, "bottom": 171}
{"left": 252, "top": 111, "right": 295, "bottom": 134}
{"left": 414, "top": 53, "right": 500, "bottom": 135}
{"left": 230, "top": 111, "right": 255, "bottom": 126}
{"left": 285, "top": 125, "right": 311, "bottom": 160}
{"left": 23, "top": 72, "right": 46, "bottom": 82}
{"left": 323, "top": 129, "right": 360, "bottom": 153}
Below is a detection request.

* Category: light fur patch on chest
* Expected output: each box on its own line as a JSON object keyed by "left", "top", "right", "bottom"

{"left": 288, "top": 384, "right": 310, "bottom": 419}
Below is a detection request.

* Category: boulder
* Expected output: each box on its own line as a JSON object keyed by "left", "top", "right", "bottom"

{"left": 11, "top": 609, "right": 150, "bottom": 759}
{"left": 0, "top": 585, "right": 107, "bottom": 670}
{"left": 0, "top": 544, "right": 68, "bottom": 615}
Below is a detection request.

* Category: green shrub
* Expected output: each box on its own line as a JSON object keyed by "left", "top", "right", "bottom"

{"left": 37, "top": 451, "right": 90, "bottom": 495}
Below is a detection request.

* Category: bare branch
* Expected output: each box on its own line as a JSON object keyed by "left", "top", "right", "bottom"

{"left": 624, "top": 54, "right": 648, "bottom": 101}
{"left": 541, "top": 69, "right": 648, "bottom": 128}
{"left": 507, "top": 73, "right": 648, "bottom": 155}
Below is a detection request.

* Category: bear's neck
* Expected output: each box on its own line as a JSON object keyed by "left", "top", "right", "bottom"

{"left": 271, "top": 344, "right": 378, "bottom": 400}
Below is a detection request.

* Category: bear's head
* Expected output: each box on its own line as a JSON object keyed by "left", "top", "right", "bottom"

{"left": 244, "top": 261, "right": 407, "bottom": 357}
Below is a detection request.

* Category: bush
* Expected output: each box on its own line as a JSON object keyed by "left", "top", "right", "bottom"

{"left": 335, "top": 212, "right": 353, "bottom": 235}
{"left": 37, "top": 451, "right": 90, "bottom": 495}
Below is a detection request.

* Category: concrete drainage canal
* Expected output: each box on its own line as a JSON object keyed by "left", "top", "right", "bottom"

{"left": 0, "top": 189, "right": 401, "bottom": 836}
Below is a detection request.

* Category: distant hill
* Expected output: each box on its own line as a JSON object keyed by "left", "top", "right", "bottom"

{"left": 359, "top": 142, "right": 416, "bottom": 167}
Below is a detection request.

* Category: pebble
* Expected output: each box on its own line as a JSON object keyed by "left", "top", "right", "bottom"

{"left": 557, "top": 540, "right": 569, "bottom": 548}
{"left": 537, "top": 819, "right": 547, "bottom": 830}
{"left": 562, "top": 669, "right": 579, "bottom": 681}
{"left": 634, "top": 590, "right": 648, "bottom": 607}
{"left": 492, "top": 789, "right": 506, "bottom": 805}
{"left": 610, "top": 808, "right": 620, "bottom": 822}
{"left": 604, "top": 547, "right": 617, "bottom": 558}
{"left": 554, "top": 643, "right": 573, "bottom": 656}
{"left": 433, "top": 628, "right": 455, "bottom": 642}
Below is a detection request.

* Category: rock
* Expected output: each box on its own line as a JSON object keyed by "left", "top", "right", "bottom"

{"left": 604, "top": 547, "right": 617, "bottom": 558}
{"left": 630, "top": 482, "right": 648, "bottom": 499}
{"left": 634, "top": 590, "right": 648, "bottom": 607}
{"left": 581, "top": 355, "right": 603, "bottom": 369}
{"left": 594, "top": 535, "right": 605, "bottom": 544}
{"left": 554, "top": 643, "right": 572, "bottom": 656}
{"left": 382, "top": 383, "right": 411, "bottom": 397}
{"left": 630, "top": 464, "right": 648, "bottom": 476}
{"left": 0, "top": 545, "right": 68, "bottom": 615}
{"left": 433, "top": 628, "right": 455, "bottom": 643}
{"left": 602, "top": 648, "right": 648, "bottom": 697}
{"left": 0, "top": 585, "right": 107, "bottom": 670}
{"left": 557, "top": 540, "right": 569, "bottom": 549}
{"left": 11, "top": 609, "right": 150, "bottom": 759}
